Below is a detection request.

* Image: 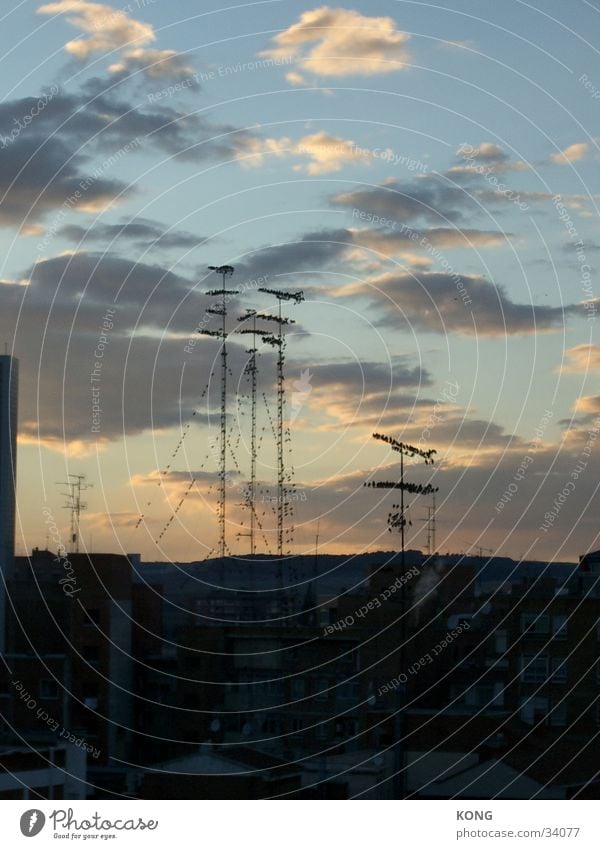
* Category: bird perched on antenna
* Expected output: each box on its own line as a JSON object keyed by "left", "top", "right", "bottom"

{"left": 208, "top": 265, "right": 234, "bottom": 276}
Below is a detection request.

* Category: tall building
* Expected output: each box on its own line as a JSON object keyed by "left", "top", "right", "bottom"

{"left": 0, "top": 355, "right": 18, "bottom": 653}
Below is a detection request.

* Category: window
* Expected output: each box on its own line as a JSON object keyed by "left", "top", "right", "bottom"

{"left": 82, "top": 682, "right": 99, "bottom": 699}
{"left": 290, "top": 718, "right": 304, "bottom": 732}
{"left": 552, "top": 615, "right": 567, "bottom": 641}
{"left": 265, "top": 679, "right": 282, "bottom": 697}
{"left": 492, "top": 682, "right": 505, "bottom": 708}
{"left": 314, "top": 680, "right": 328, "bottom": 701}
{"left": 291, "top": 679, "right": 305, "bottom": 700}
{"left": 263, "top": 717, "right": 279, "bottom": 734}
{"left": 520, "top": 655, "right": 549, "bottom": 683}
{"left": 40, "top": 680, "right": 59, "bottom": 699}
{"left": 551, "top": 657, "right": 567, "bottom": 683}
{"left": 338, "top": 680, "right": 360, "bottom": 701}
{"left": 474, "top": 683, "right": 495, "bottom": 707}
{"left": 549, "top": 702, "right": 567, "bottom": 726}
{"left": 521, "top": 613, "right": 549, "bottom": 637}
{"left": 494, "top": 630, "right": 508, "bottom": 653}
{"left": 520, "top": 696, "right": 549, "bottom": 725}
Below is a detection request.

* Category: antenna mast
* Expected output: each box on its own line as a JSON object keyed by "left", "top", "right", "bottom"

{"left": 203, "top": 265, "right": 237, "bottom": 567}
{"left": 56, "top": 474, "right": 93, "bottom": 553}
{"left": 237, "top": 310, "right": 269, "bottom": 557}
{"left": 425, "top": 491, "right": 437, "bottom": 556}
{"left": 256, "top": 288, "right": 304, "bottom": 569}
{"left": 365, "top": 434, "right": 438, "bottom": 799}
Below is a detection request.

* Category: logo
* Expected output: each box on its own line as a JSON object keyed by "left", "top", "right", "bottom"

{"left": 290, "top": 368, "right": 313, "bottom": 422}
{"left": 20, "top": 810, "right": 46, "bottom": 837}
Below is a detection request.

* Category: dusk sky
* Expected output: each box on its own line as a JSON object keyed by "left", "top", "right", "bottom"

{"left": 2, "top": 0, "right": 599, "bottom": 563}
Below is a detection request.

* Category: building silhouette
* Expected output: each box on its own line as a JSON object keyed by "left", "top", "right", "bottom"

{"left": 0, "top": 354, "right": 18, "bottom": 654}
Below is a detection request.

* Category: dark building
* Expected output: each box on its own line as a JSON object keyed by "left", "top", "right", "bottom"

{"left": 3, "top": 550, "right": 144, "bottom": 796}
{"left": 0, "top": 354, "right": 18, "bottom": 653}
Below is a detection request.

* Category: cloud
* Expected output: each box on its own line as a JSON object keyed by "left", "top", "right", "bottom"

{"left": 122, "top": 409, "right": 597, "bottom": 562}
{"left": 241, "top": 131, "right": 372, "bottom": 174}
{"left": 561, "top": 393, "right": 600, "bottom": 430}
{"left": 38, "top": 0, "right": 155, "bottom": 60}
{"left": 37, "top": 0, "right": 199, "bottom": 88}
{"left": 286, "top": 71, "right": 307, "bottom": 86}
{"left": 562, "top": 240, "right": 600, "bottom": 253}
{"left": 550, "top": 142, "right": 589, "bottom": 165}
{"left": 0, "top": 135, "right": 131, "bottom": 228}
{"left": 236, "top": 228, "right": 353, "bottom": 283}
{"left": 337, "top": 270, "right": 582, "bottom": 336}
{"left": 108, "top": 48, "right": 197, "bottom": 82}
{"left": 0, "top": 77, "right": 260, "bottom": 231}
{"left": 289, "top": 357, "right": 433, "bottom": 400}
{"left": 450, "top": 142, "right": 529, "bottom": 174}
{"left": 260, "top": 6, "right": 411, "bottom": 78}
{"left": 475, "top": 189, "right": 597, "bottom": 212}
{"left": 38, "top": 1, "right": 195, "bottom": 83}
{"left": 559, "top": 344, "right": 600, "bottom": 374}
{"left": 573, "top": 394, "right": 600, "bottom": 417}
{"left": 351, "top": 226, "right": 510, "bottom": 255}
{"left": 58, "top": 217, "right": 204, "bottom": 250}
{"left": 287, "top": 356, "right": 432, "bottom": 426}
{"left": 332, "top": 178, "right": 470, "bottom": 224}
{"left": 0, "top": 251, "right": 263, "bottom": 445}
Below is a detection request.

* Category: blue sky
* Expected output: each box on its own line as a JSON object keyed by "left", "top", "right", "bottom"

{"left": 1, "top": 0, "right": 599, "bottom": 562}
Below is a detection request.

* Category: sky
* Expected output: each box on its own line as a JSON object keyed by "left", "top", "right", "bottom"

{"left": 1, "top": 0, "right": 599, "bottom": 564}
